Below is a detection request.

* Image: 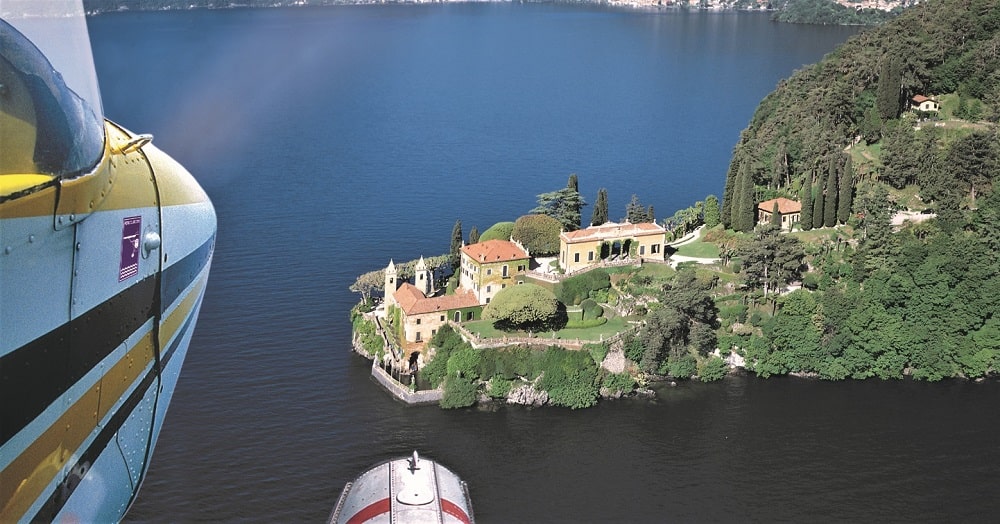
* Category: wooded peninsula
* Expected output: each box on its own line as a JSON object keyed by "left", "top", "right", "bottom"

{"left": 350, "top": 0, "right": 999, "bottom": 409}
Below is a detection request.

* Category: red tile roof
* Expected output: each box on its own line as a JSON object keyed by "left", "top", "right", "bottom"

{"left": 394, "top": 283, "right": 479, "bottom": 315}
{"left": 911, "top": 94, "right": 932, "bottom": 103}
{"left": 758, "top": 197, "right": 801, "bottom": 214}
{"left": 560, "top": 221, "right": 665, "bottom": 243}
{"left": 461, "top": 239, "right": 529, "bottom": 263}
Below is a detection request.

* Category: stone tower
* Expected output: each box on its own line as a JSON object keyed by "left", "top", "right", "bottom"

{"left": 384, "top": 259, "right": 397, "bottom": 307}
{"left": 415, "top": 256, "right": 433, "bottom": 296}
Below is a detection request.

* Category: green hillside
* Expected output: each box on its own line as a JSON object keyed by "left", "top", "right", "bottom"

{"left": 715, "top": 0, "right": 1000, "bottom": 380}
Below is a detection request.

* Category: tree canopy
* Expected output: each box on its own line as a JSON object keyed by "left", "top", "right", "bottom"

{"left": 531, "top": 175, "right": 586, "bottom": 232}
{"left": 482, "top": 283, "right": 563, "bottom": 332}
{"left": 511, "top": 214, "right": 562, "bottom": 256}
{"left": 479, "top": 221, "right": 516, "bottom": 242}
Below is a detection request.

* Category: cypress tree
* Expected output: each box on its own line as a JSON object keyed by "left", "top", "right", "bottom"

{"left": 824, "top": 158, "right": 839, "bottom": 228}
{"left": 468, "top": 226, "right": 480, "bottom": 245}
{"left": 566, "top": 174, "right": 584, "bottom": 230}
{"left": 591, "top": 188, "right": 608, "bottom": 226}
{"left": 721, "top": 157, "right": 739, "bottom": 228}
{"left": 812, "top": 182, "right": 825, "bottom": 230}
{"left": 770, "top": 201, "right": 782, "bottom": 227}
{"left": 771, "top": 143, "right": 788, "bottom": 189}
{"left": 733, "top": 160, "right": 757, "bottom": 232}
{"left": 647, "top": 205, "right": 655, "bottom": 223}
{"left": 450, "top": 220, "right": 463, "bottom": 269}
{"left": 800, "top": 175, "right": 813, "bottom": 231}
{"left": 838, "top": 156, "right": 854, "bottom": 224}
{"left": 877, "top": 55, "right": 902, "bottom": 122}
{"left": 704, "top": 195, "right": 721, "bottom": 228}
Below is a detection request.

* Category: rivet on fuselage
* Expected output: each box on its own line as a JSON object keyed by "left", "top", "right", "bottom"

{"left": 28, "top": 235, "right": 35, "bottom": 243}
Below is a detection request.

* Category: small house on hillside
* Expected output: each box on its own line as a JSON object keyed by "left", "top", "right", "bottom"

{"left": 757, "top": 197, "right": 801, "bottom": 231}
{"left": 911, "top": 95, "right": 939, "bottom": 112}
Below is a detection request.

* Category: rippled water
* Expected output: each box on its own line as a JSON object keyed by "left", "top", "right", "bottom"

{"left": 84, "top": 5, "right": 1000, "bottom": 522}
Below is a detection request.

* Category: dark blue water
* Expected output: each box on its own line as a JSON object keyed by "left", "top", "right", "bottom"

{"left": 86, "top": 4, "right": 1000, "bottom": 522}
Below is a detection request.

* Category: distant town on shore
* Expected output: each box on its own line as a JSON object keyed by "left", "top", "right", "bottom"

{"left": 82, "top": 0, "right": 917, "bottom": 26}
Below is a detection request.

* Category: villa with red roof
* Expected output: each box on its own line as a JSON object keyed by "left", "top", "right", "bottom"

{"left": 757, "top": 197, "right": 802, "bottom": 230}
{"left": 384, "top": 257, "right": 482, "bottom": 344}
{"left": 458, "top": 239, "right": 532, "bottom": 305}
{"left": 384, "top": 240, "right": 531, "bottom": 344}
{"left": 559, "top": 221, "right": 667, "bottom": 273}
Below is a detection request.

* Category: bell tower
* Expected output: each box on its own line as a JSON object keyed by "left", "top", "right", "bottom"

{"left": 384, "top": 259, "right": 398, "bottom": 307}
{"left": 415, "top": 256, "right": 433, "bottom": 296}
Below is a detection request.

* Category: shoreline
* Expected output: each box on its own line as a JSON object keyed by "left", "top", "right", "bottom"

{"left": 85, "top": 1, "right": 778, "bottom": 17}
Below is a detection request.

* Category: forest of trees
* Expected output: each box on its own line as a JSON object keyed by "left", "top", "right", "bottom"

{"left": 719, "top": 0, "right": 1000, "bottom": 381}
{"left": 770, "top": 0, "right": 902, "bottom": 25}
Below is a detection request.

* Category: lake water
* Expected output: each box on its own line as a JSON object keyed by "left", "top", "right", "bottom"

{"left": 84, "top": 4, "right": 1000, "bottom": 522}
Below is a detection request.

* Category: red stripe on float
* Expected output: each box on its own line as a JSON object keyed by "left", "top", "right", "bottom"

{"left": 441, "top": 498, "right": 472, "bottom": 524}
{"left": 346, "top": 498, "right": 391, "bottom": 524}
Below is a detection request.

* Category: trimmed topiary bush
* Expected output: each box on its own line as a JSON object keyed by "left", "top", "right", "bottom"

{"left": 580, "top": 298, "right": 603, "bottom": 320}
{"left": 554, "top": 269, "right": 611, "bottom": 306}
{"left": 479, "top": 221, "right": 516, "bottom": 242}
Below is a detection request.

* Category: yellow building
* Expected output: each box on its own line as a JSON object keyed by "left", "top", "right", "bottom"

{"left": 458, "top": 239, "right": 531, "bottom": 305}
{"left": 393, "top": 283, "right": 480, "bottom": 343}
{"left": 384, "top": 258, "right": 481, "bottom": 344}
{"left": 559, "top": 221, "right": 667, "bottom": 273}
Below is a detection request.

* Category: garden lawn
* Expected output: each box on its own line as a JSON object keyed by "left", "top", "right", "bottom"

{"left": 675, "top": 241, "right": 721, "bottom": 258}
{"left": 462, "top": 316, "right": 630, "bottom": 343}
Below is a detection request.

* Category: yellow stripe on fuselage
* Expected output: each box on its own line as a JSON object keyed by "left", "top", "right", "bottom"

{"left": 0, "top": 274, "right": 208, "bottom": 521}
{"left": 0, "top": 121, "right": 209, "bottom": 220}
{"left": 0, "top": 175, "right": 54, "bottom": 198}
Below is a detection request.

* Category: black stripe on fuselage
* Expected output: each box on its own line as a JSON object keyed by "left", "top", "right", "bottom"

{"left": 0, "top": 234, "right": 214, "bottom": 447}
{"left": 31, "top": 307, "right": 199, "bottom": 522}
{"left": 0, "top": 276, "right": 156, "bottom": 447}
{"left": 162, "top": 233, "right": 214, "bottom": 314}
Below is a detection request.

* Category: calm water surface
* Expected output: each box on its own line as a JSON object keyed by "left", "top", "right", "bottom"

{"left": 84, "top": 4, "right": 1000, "bottom": 522}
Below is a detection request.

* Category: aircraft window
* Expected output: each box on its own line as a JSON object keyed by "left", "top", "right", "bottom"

{"left": 0, "top": 19, "right": 103, "bottom": 181}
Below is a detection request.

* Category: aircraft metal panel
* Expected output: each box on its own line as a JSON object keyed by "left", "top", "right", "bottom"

{"left": 0, "top": 214, "right": 74, "bottom": 357}
{"left": 68, "top": 207, "right": 161, "bottom": 320}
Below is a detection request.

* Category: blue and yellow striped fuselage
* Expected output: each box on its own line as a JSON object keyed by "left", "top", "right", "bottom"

{"left": 1, "top": 121, "right": 216, "bottom": 522}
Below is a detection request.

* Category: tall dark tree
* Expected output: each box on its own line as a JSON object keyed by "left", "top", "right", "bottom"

{"left": 647, "top": 205, "right": 655, "bottom": 223}
{"left": 450, "top": 220, "right": 463, "bottom": 269}
{"left": 800, "top": 176, "right": 813, "bottom": 231}
{"left": 770, "top": 201, "right": 782, "bottom": 227}
{"left": 838, "top": 156, "right": 854, "bottom": 224}
{"left": 721, "top": 153, "right": 740, "bottom": 228}
{"left": 626, "top": 194, "right": 650, "bottom": 223}
{"left": 947, "top": 131, "right": 998, "bottom": 205}
{"left": 771, "top": 143, "right": 789, "bottom": 189}
{"left": 856, "top": 182, "right": 897, "bottom": 273}
{"left": 880, "top": 123, "right": 921, "bottom": 189}
{"left": 876, "top": 55, "right": 902, "bottom": 122}
{"left": 738, "top": 224, "right": 805, "bottom": 297}
{"left": 812, "top": 181, "right": 825, "bottom": 230}
{"left": 591, "top": 188, "right": 609, "bottom": 226}
{"left": 532, "top": 186, "right": 586, "bottom": 232}
{"left": 731, "top": 159, "right": 756, "bottom": 232}
{"left": 567, "top": 173, "right": 579, "bottom": 193}
{"left": 704, "top": 195, "right": 721, "bottom": 228}
{"left": 824, "top": 158, "right": 839, "bottom": 228}
{"left": 468, "top": 226, "right": 480, "bottom": 245}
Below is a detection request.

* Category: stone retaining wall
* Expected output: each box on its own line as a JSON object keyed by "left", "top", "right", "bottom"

{"left": 370, "top": 361, "right": 443, "bottom": 405}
